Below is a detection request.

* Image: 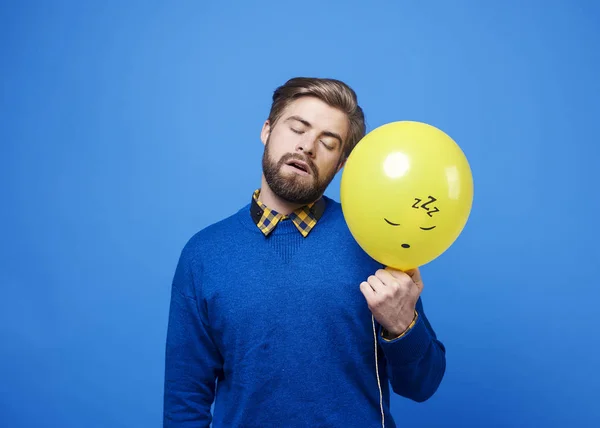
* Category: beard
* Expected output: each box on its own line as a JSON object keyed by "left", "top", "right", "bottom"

{"left": 262, "top": 139, "right": 338, "bottom": 205}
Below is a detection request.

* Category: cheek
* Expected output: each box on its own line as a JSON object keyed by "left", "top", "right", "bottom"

{"left": 318, "top": 153, "right": 342, "bottom": 176}
{"left": 266, "top": 137, "right": 286, "bottom": 158}
{"left": 270, "top": 129, "right": 298, "bottom": 152}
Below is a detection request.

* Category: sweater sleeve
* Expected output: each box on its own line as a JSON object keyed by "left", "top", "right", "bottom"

{"left": 377, "top": 297, "right": 446, "bottom": 402}
{"left": 163, "top": 241, "right": 223, "bottom": 427}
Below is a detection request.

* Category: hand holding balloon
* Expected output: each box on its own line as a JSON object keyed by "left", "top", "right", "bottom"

{"left": 360, "top": 267, "right": 424, "bottom": 338}
{"left": 341, "top": 121, "right": 473, "bottom": 336}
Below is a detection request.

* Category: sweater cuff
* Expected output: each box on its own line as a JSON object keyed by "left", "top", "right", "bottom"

{"left": 377, "top": 312, "right": 432, "bottom": 365}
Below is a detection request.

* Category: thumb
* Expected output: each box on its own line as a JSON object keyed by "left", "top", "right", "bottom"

{"left": 405, "top": 267, "right": 424, "bottom": 292}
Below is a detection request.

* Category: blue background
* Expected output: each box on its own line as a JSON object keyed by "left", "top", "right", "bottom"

{"left": 2, "top": 1, "right": 599, "bottom": 427}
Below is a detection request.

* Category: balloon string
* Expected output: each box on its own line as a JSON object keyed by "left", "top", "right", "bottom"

{"left": 372, "top": 314, "right": 385, "bottom": 428}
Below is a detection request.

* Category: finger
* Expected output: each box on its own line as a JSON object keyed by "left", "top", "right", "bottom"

{"left": 374, "top": 268, "right": 400, "bottom": 287}
{"left": 385, "top": 267, "right": 422, "bottom": 295}
{"left": 383, "top": 268, "right": 414, "bottom": 292}
{"left": 360, "top": 281, "right": 375, "bottom": 299}
{"left": 405, "top": 267, "right": 421, "bottom": 280}
{"left": 404, "top": 268, "right": 424, "bottom": 293}
{"left": 367, "top": 274, "right": 385, "bottom": 294}
{"left": 384, "top": 267, "right": 411, "bottom": 282}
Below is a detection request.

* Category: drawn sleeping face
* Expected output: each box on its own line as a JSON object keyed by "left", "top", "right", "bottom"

{"left": 340, "top": 122, "right": 473, "bottom": 271}
{"left": 382, "top": 195, "right": 440, "bottom": 250}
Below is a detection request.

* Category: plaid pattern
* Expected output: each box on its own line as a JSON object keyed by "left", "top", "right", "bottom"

{"left": 250, "top": 189, "right": 325, "bottom": 238}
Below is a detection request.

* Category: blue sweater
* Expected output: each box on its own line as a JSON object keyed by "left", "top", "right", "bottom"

{"left": 163, "top": 197, "right": 446, "bottom": 427}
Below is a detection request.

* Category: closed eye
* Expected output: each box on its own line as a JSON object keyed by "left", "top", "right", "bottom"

{"left": 320, "top": 140, "right": 334, "bottom": 150}
{"left": 384, "top": 218, "right": 400, "bottom": 226}
{"left": 420, "top": 226, "right": 436, "bottom": 230}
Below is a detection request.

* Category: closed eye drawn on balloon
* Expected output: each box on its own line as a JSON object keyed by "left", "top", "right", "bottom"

{"left": 381, "top": 196, "right": 440, "bottom": 231}
{"left": 383, "top": 218, "right": 437, "bottom": 230}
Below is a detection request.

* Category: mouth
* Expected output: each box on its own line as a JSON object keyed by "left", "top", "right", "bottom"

{"left": 285, "top": 159, "right": 311, "bottom": 176}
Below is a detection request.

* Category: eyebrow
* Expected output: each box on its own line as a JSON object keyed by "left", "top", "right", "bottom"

{"left": 285, "top": 115, "right": 343, "bottom": 146}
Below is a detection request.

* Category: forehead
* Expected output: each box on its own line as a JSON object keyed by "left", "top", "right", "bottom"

{"left": 280, "top": 96, "right": 349, "bottom": 137}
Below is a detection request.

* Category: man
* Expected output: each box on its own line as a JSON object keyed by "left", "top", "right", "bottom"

{"left": 163, "top": 77, "right": 446, "bottom": 427}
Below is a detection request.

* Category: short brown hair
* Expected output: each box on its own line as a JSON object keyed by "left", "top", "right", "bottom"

{"left": 267, "top": 77, "right": 366, "bottom": 159}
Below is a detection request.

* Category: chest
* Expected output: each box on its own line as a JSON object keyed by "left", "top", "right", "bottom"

{"left": 199, "top": 231, "right": 383, "bottom": 359}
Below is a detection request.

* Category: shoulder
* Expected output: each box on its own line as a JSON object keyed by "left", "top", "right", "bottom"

{"left": 321, "top": 196, "right": 348, "bottom": 230}
{"left": 179, "top": 203, "right": 252, "bottom": 260}
{"left": 319, "top": 195, "right": 385, "bottom": 267}
{"left": 319, "top": 196, "right": 358, "bottom": 241}
{"left": 322, "top": 195, "right": 343, "bottom": 218}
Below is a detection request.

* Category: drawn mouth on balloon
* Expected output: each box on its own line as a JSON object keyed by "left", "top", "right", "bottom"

{"left": 383, "top": 218, "right": 410, "bottom": 248}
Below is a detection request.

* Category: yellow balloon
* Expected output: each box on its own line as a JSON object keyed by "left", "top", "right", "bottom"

{"left": 340, "top": 121, "right": 474, "bottom": 271}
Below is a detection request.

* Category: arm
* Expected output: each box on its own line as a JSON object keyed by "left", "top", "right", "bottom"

{"left": 360, "top": 267, "right": 446, "bottom": 402}
{"left": 377, "top": 297, "right": 446, "bottom": 402}
{"left": 163, "top": 241, "right": 223, "bottom": 427}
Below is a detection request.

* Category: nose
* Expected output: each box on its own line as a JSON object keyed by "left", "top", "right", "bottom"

{"left": 401, "top": 243, "right": 410, "bottom": 249}
{"left": 295, "top": 137, "right": 315, "bottom": 157}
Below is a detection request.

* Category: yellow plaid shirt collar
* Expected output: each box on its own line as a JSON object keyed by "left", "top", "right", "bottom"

{"left": 250, "top": 189, "right": 326, "bottom": 237}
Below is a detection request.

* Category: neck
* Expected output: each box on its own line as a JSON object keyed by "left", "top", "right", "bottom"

{"left": 259, "top": 176, "right": 313, "bottom": 215}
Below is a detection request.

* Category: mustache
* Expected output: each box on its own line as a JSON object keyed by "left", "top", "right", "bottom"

{"left": 278, "top": 153, "right": 318, "bottom": 177}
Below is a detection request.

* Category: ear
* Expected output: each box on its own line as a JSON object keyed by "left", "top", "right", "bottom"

{"left": 336, "top": 156, "right": 347, "bottom": 173}
{"left": 260, "top": 120, "right": 271, "bottom": 145}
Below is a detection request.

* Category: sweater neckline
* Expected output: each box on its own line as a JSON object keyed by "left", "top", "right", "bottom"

{"left": 237, "top": 195, "right": 338, "bottom": 236}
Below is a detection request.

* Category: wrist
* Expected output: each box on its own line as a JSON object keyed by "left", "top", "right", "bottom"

{"left": 382, "top": 310, "right": 419, "bottom": 340}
